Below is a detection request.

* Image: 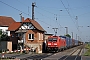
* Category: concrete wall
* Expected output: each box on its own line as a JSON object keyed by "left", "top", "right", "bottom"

{"left": 7, "top": 42, "right": 12, "bottom": 51}
{"left": 0, "top": 41, "right": 7, "bottom": 50}
{"left": 0, "top": 41, "right": 12, "bottom": 51}
{"left": 26, "top": 43, "right": 42, "bottom": 53}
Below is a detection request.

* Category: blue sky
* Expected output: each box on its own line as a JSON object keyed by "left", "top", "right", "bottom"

{"left": 0, "top": 0, "right": 90, "bottom": 42}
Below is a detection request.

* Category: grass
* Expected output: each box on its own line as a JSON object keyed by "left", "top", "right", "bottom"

{"left": 84, "top": 49, "right": 90, "bottom": 56}
{"left": 84, "top": 44, "right": 90, "bottom": 56}
{"left": 85, "top": 44, "right": 90, "bottom": 49}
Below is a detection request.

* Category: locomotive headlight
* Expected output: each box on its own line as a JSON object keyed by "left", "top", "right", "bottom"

{"left": 48, "top": 43, "right": 51, "bottom": 45}
{"left": 54, "top": 43, "right": 57, "bottom": 45}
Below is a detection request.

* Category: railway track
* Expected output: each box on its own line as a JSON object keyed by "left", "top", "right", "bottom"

{"left": 59, "top": 45, "right": 83, "bottom": 60}
{"left": 20, "top": 53, "right": 55, "bottom": 60}
{"left": 0, "top": 45, "right": 83, "bottom": 60}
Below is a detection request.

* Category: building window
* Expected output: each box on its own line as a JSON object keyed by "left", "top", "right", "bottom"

{"left": 28, "top": 34, "right": 34, "bottom": 40}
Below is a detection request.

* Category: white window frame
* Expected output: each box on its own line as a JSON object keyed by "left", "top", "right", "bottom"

{"left": 28, "top": 34, "right": 34, "bottom": 40}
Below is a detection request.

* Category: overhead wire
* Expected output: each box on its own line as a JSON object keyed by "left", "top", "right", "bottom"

{"left": 35, "top": 10, "right": 58, "bottom": 28}
{"left": 60, "top": 0, "right": 77, "bottom": 26}
{"left": 15, "top": 0, "right": 58, "bottom": 28}
{"left": 36, "top": 6, "right": 62, "bottom": 25}
{"left": 0, "top": 0, "right": 30, "bottom": 16}
{"left": 65, "top": 0, "right": 76, "bottom": 18}
{"left": 66, "top": 0, "right": 90, "bottom": 41}
{"left": 16, "top": 0, "right": 90, "bottom": 37}
{"left": 60, "top": 0, "right": 78, "bottom": 29}
{"left": 65, "top": 0, "right": 79, "bottom": 33}
{"left": 66, "top": 0, "right": 84, "bottom": 41}
{"left": 36, "top": 10, "right": 66, "bottom": 34}
{"left": 55, "top": 15, "right": 65, "bottom": 35}
{"left": 36, "top": 6, "right": 65, "bottom": 34}
{"left": 36, "top": 6, "right": 57, "bottom": 15}
{"left": 36, "top": 18, "right": 53, "bottom": 27}
{"left": 14, "top": 0, "right": 68, "bottom": 34}
{"left": 60, "top": 0, "right": 83, "bottom": 40}
{"left": 16, "top": 0, "right": 30, "bottom": 15}
{"left": 1, "top": 0, "right": 83, "bottom": 36}
{"left": 0, "top": 0, "right": 54, "bottom": 29}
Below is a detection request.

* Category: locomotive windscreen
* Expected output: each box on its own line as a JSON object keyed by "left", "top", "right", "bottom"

{"left": 59, "top": 36, "right": 66, "bottom": 38}
{"left": 48, "top": 38, "right": 57, "bottom": 41}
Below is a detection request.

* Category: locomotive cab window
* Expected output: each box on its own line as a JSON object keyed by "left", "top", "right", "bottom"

{"left": 53, "top": 38, "right": 57, "bottom": 41}
{"left": 48, "top": 38, "right": 52, "bottom": 41}
{"left": 48, "top": 38, "right": 57, "bottom": 41}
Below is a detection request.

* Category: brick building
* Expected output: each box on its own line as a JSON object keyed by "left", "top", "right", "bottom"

{"left": 8, "top": 18, "right": 45, "bottom": 53}
{"left": 0, "top": 16, "right": 15, "bottom": 36}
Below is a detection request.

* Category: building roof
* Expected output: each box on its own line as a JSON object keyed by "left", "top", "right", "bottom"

{"left": 24, "top": 18, "right": 45, "bottom": 31}
{"left": 0, "top": 16, "right": 16, "bottom": 26}
{"left": 8, "top": 18, "right": 45, "bottom": 32}
{"left": 8, "top": 22, "right": 21, "bottom": 31}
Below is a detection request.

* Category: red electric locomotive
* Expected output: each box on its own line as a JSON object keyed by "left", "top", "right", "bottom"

{"left": 47, "top": 36, "right": 66, "bottom": 52}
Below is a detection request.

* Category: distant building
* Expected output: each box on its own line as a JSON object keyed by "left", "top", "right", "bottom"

{"left": 85, "top": 42, "right": 90, "bottom": 44}
{"left": 45, "top": 33, "right": 53, "bottom": 41}
{"left": 0, "top": 16, "right": 15, "bottom": 36}
{"left": 8, "top": 18, "right": 45, "bottom": 53}
{"left": 44, "top": 33, "right": 53, "bottom": 45}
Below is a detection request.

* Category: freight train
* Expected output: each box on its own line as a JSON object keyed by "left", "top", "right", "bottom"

{"left": 46, "top": 35, "right": 82, "bottom": 52}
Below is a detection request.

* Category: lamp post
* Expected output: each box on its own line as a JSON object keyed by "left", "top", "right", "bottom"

{"left": 19, "top": 13, "right": 23, "bottom": 53}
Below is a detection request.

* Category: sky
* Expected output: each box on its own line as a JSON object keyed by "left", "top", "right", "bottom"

{"left": 0, "top": 0, "right": 90, "bottom": 42}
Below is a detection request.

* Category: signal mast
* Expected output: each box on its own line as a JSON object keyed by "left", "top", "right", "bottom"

{"left": 52, "top": 28, "right": 58, "bottom": 36}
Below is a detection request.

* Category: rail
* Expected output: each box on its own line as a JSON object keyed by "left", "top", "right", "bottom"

{"left": 59, "top": 45, "right": 83, "bottom": 60}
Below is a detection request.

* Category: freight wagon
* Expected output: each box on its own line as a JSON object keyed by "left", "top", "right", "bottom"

{"left": 59, "top": 36, "right": 72, "bottom": 48}
{"left": 74, "top": 39, "right": 79, "bottom": 46}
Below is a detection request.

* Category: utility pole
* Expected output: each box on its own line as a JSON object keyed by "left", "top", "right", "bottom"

{"left": 71, "top": 32, "right": 73, "bottom": 39}
{"left": 76, "top": 34, "right": 77, "bottom": 40}
{"left": 71, "top": 32, "right": 74, "bottom": 46}
{"left": 65, "top": 27, "right": 68, "bottom": 35}
{"left": 19, "top": 13, "right": 23, "bottom": 53}
{"left": 32, "top": 2, "right": 36, "bottom": 20}
{"left": 78, "top": 36, "right": 79, "bottom": 41}
{"left": 76, "top": 16, "right": 78, "bottom": 26}
{"left": 52, "top": 28, "right": 58, "bottom": 36}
